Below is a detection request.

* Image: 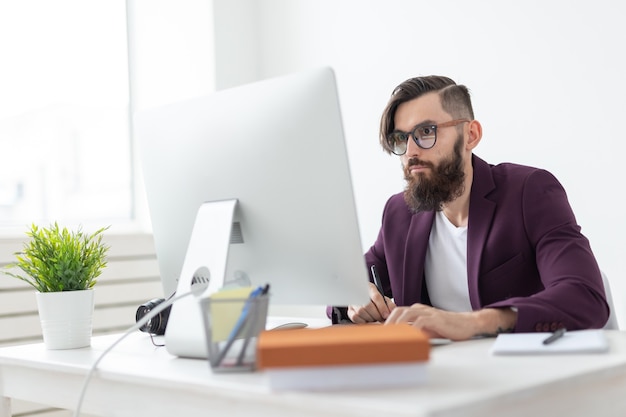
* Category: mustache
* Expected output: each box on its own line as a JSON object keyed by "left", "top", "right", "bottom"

{"left": 407, "top": 157, "right": 434, "bottom": 169}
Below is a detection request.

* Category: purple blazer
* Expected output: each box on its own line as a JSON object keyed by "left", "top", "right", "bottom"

{"left": 335, "top": 155, "right": 609, "bottom": 332}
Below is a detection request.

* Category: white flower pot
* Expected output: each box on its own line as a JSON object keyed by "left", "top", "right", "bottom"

{"left": 35, "top": 289, "right": 95, "bottom": 350}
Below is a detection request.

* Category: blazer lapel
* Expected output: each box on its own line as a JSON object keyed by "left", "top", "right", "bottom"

{"left": 467, "top": 155, "right": 496, "bottom": 309}
{"left": 401, "top": 210, "right": 435, "bottom": 306}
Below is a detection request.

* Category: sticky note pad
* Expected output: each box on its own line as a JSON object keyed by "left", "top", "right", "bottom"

{"left": 208, "top": 286, "right": 253, "bottom": 342}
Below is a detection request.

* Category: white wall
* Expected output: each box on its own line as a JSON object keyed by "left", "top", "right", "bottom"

{"left": 212, "top": 0, "right": 626, "bottom": 325}
{"left": 127, "top": 0, "right": 216, "bottom": 231}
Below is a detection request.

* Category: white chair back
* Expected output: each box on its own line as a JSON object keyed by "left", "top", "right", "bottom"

{"left": 602, "top": 271, "right": 619, "bottom": 330}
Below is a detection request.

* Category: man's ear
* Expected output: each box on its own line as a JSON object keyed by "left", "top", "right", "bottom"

{"left": 466, "top": 120, "right": 483, "bottom": 150}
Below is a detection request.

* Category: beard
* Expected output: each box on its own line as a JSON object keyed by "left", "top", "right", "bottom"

{"left": 403, "top": 134, "right": 466, "bottom": 213}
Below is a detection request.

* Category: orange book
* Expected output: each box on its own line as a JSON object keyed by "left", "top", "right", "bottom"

{"left": 256, "top": 323, "right": 430, "bottom": 369}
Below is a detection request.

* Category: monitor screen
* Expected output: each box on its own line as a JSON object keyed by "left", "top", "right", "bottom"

{"left": 134, "top": 67, "right": 370, "bottom": 310}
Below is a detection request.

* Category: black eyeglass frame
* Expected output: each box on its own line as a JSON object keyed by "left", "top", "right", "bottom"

{"left": 386, "top": 118, "right": 471, "bottom": 155}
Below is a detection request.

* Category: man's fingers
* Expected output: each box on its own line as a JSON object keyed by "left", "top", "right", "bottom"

{"left": 368, "top": 282, "right": 393, "bottom": 320}
{"left": 348, "top": 304, "right": 376, "bottom": 323}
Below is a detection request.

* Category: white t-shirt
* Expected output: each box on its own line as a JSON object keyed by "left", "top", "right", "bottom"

{"left": 424, "top": 211, "right": 473, "bottom": 312}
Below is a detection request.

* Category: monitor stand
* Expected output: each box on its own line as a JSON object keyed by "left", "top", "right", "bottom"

{"left": 164, "top": 199, "right": 237, "bottom": 359}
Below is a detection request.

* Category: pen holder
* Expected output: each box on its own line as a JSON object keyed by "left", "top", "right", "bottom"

{"left": 199, "top": 293, "right": 270, "bottom": 372}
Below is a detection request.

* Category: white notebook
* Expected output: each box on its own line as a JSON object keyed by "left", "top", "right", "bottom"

{"left": 490, "top": 329, "right": 609, "bottom": 355}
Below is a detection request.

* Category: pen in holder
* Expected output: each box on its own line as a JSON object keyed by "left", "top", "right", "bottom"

{"left": 199, "top": 287, "right": 270, "bottom": 372}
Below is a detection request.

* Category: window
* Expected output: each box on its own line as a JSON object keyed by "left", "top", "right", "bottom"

{"left": 0, "top": 1, "right": 131, "bottom": 230}
{"left": 0, "top": 0, "right": 216, "bottom": 234}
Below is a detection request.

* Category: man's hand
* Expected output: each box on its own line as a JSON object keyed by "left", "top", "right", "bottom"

{"left": 385, "top": 304, "right": 518, "bottom": 341}
{"left": 347, "top": 282, "right": 396, "bottom": 323}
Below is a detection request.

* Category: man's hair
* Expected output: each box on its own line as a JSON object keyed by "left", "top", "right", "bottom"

{"left": 379, "top": 76, "right": 474, "bottom": 154}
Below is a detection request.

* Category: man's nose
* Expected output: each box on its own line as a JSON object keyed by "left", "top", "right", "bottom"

{"left": 405, "top": 134, "right": 421, "bottom": 156}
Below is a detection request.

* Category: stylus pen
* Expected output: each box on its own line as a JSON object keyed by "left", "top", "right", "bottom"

{"left": 235, "top": 309, "right": 261, "bottom": 367}
{"left": 370, "top": 265, "right": 388, "bottom": 307}
{"left": 543, "top": 327, "right": 566, "bottom": 345}
{"left": 236, "top": 284, "right": 270, "bottom": 366}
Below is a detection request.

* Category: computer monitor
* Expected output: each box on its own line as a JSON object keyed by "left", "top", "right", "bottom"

{"left": 134, "top": 67, "right": 370, "bottom": 358}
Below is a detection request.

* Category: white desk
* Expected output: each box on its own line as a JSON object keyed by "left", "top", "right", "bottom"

{"left": 1, "top": 331, "right": 626, "bottom": 417}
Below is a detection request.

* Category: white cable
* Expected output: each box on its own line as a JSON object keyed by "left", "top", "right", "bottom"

{"left": 72, "top": 291, "right": 194, "bottom": 417}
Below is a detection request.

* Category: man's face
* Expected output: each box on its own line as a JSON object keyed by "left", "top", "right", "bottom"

{"left": 394, "top": 93, "right": 467, "bottom": 212}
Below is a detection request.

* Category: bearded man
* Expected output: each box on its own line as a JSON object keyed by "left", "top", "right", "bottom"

{"left": 329, "top": 76, "right": 609, "bottom": 340}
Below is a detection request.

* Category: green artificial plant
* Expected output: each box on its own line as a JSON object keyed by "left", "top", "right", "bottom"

{"left": 3, "top": 223, "right": 110, "bottom": 292}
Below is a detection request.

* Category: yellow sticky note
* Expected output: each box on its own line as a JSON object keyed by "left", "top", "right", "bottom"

{"left": 209, "top": 286, "right": 253, "bottom": 342}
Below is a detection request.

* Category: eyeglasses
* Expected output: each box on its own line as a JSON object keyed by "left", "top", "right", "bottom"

{"left": 386, "top": 119, "right": 471, "bottom": 155}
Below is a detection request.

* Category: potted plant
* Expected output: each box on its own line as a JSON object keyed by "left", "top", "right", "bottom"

{"left": 3, "top": 222, "right": 110, "bottom": 349}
